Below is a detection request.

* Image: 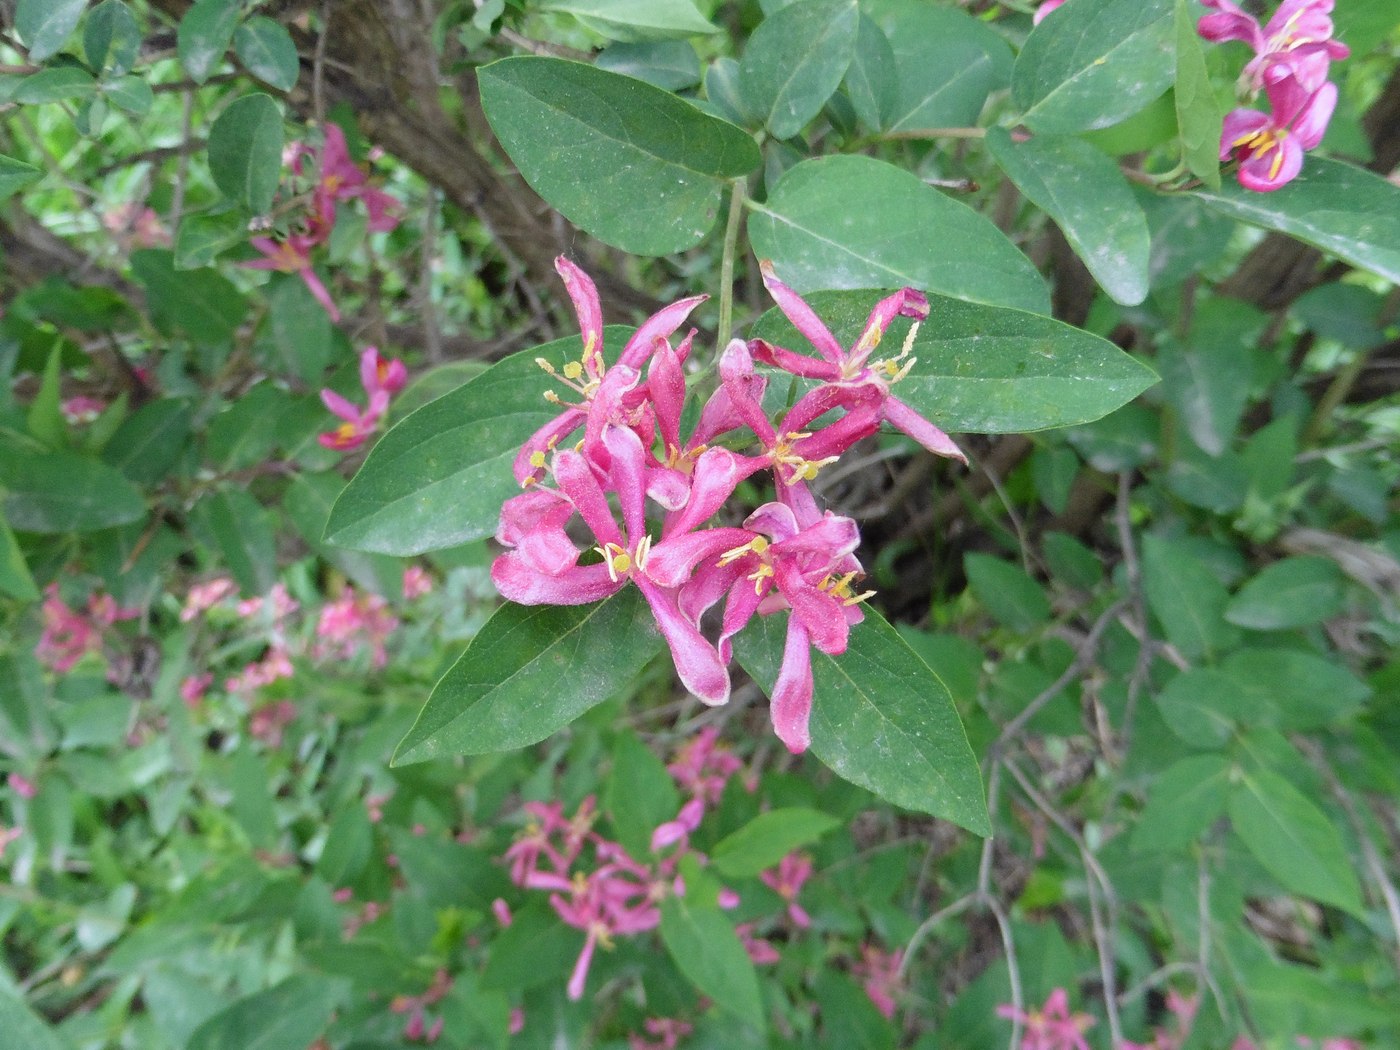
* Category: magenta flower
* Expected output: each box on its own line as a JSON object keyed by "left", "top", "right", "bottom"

{"left": 666, "top": 725, "right": 743, "bottom": 805}
{"left": 1033, "top": 0, "right": 1067, "bottom": 25}
{"left": 1220, "top": 61, "right": 1336, "bottom": 191}
{"left": 997, "top": 988, "right": 1096, "bottom": 1050}
{"left": 244, "top": 233, "right": 340, "bottom": 320}
{"left": 315, "top": 588, "right": 398, "bottom": 668}
{"left": 737, "top": 922, "right": 781, "bottom": 964}
{"left": 749, "top": 263, "right": 966, "bottom": 464}
{"left": 318, "top": 346, "right": 407, "bottom": 452}
{"left": 309, "top": 122, "right": 403, "bottom": 233}
{"left": 629, "top": 1017, "right": 694, "bottom": 1050}
{"left": 1199, "top": 0, "right": 1349, "bottom": 92}
{"left": 760, "top": 852, "right": 814, "bottom": 928}
{"left": 853, "top": 944, "right": 904, "bottom": 1020}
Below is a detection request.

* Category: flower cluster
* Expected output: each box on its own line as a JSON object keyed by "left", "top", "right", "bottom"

{"left": 319, "top": 345, "right": 407, "bottom": 452}
{"left": 36, "top": 584, "right": 137, "bottom": 673}
{"left": 1200, "top": 0, "right": 1348, "bottom": 191}
{"left": 492, "top": 258, "right": 962, "bottom": 753}
{"left": 998, "top": 988, "right": 1095, "bottom": 1050}
{"left": 244, "top": 123, "right": 403, "bottom": 320}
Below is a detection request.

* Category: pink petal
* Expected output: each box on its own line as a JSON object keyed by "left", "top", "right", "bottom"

{"left": 664, "top": 448, "right": 753, "bottom": 537}
{"left": 553, "top": 450, "right": 625, "bottom": 549}
{"left": 320, "top": 388, "right": 363, "bottom": 423}
{"left": 602, "top": 425, "right": 648, "bottom": 541}
{"left": 513, "top": 408, "right": 586, "bottom": 485}
{"left": 637, "top": 578, "right": 730, "bottom": 706}
{"left": 555, "top": 256, "right": 604, "bottom": 363}
{"left": 884, "top": 396, "right": 967, "bottom": 461}
{"left": 1293, "top": 79, "right": 1337, "bottom": 149}
{"left": 491, "top": 553, "right": 621, "bottom": 605}
{"left": 646, "top": 527, "right": 753, "bottom": 588}
{"left": 759, "top": 261, "right": 845, "bottom": 365}
{"left": 770, "top": 618, "right": 814, "bottom": 754}
{"left": 617, "top": 295, "right": 707, "bottom": 370}
{"left": 748, "top": 337, "right": 843, "bottom": 380}
{"left": 849, "top": 288, "right": 928, "bottom": 371}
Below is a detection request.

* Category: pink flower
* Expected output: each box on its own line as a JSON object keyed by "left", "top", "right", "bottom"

{"left": 1199, "top": 0, "right": 1349, "bottom": 93}
{"left": 249, "top": 699, "right": 297, "bottom": 746}
{"left": 508, "top": 1008, "right": 525, "bottom": 1035}
{"left": 666, "top": 726, "right": 743, "bottom": 805}
{"left": 36, "top": 585, "right": 125, "bottom": 672}
{"left": 736, "top": 922, "right": 781, "bottom": 965}
{"left": 492, "top": 898, "right": 513, "bottom": 927}
{"left": 308, "top": 123, "right": 403, "bottom": 234}
{"left": 179, "top": 673, "right": 214, "bottom": 707}
{"left": 1033, "top": 0, "right": 1067, "bottom": 25}
{"left": 402, "top": 565, "right": 433, "bottom": 600}
{"left": 1220, "top": 61, "right": 1336, "bottom": 191}
{"left": 361, "top": 345, "right": 408, "bottom": 397}
{"left": 61, "top": 396, "right": 105, "bottom": 424}
{"left": 854, "top": 944, "right": 904, "bottom": 1021}
{"left": 997, "top": 988, "right": 1096, "bottom": 1050}
{"left": 181, "top": 577, "right": 236, "bottom": 621}
{"left": 7, "top": 774, "right": 36, "bottom": 800}
{"left": 315, "top": 588, "right": 398, "bottom": 668}
{"left": 319, "top": 347, "right": 406, "bottom": 453}
{"left": 760, "top": 852, "right": 813, "bottom": 928}
{"left": 244, "top": 233, "right": 340, "bottom": 320}
{"left": 0, "top": 826, "right": 22, "bottom": 860}
{"left": 235, "top": 583, "right": 299, "bottom": 623}
{"left": 225, "top": 646, "right": 295, "bottom": 694}
{"left": 629, "top": 1017, "right": 694, "bottom": 1050}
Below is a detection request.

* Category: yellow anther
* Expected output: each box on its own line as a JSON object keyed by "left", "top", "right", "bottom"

{"left": 748, "top": 562, "right": 775, "bottom": 595}
{"left": 543, "top": 390, "right": 563, "bottom": 404}
{"left": 843, "top": 589, "right": 876, "bottom": 607}
{"left": 749, "top": 535, "right": 770, "bottom": 556}
{"left": 529, "top": 450, "right": 547, "bottom": 469}
{"left": 719, "top": 536, "right": 768, "bottom": 565}
{"left": 612, "top": 552, "right": 632, "bottom": 573}
{"left": 563, "top": 360, "right": 584, "bottom": 380}
{"left": 535, "top": 357, "right": 557, "bottom": 374}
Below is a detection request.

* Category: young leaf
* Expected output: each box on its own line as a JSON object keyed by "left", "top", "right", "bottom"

{"left": 1012, "top": 0, "right": 1175, "bottom": 134}
{"left": 208, "top": 93, "right": 285, "bottom": 214}
{"left": 26, "top": 342, "right": 66, "bottom": 449}
{"left": 739, "top": 0, "right": 859, "bottom": 141}
{"left": 985, "top": 129, "right": 1151, "bottom": 306}
{"left": 539, "top": 0, "right": 718, "bottom": 42}
{"left": 734, "top": 609, "right": 990, "bottom": 835}
{"left": 393, "top": 589, "right": 664, "bottom": 765}
{"left": 15, "top": 0, "right": 87, "bottom": 63}
{"left": 234, "top": 16, "right": 300, "bottom": 91}
{"left": 711, "top": 808, "right": 840, "bottom": 877}
{"left": 1191, "top": 157, "right": 1400, "bottom": 285}
{"left": 14, "top": 67, "right": 97, "bottom": 105}
{"left": 174, "top": 210, "right": 249, "bottom": 269}
{"left": 477, "top": 57, "right": 760, "bottom": 255}
{"left": 659, "top": 896, "right": 764, "bottom": 1029}
{"left": 747, "top": 155, "right": 1050, "bottom": 314}
{"left": 1174, "top": 0, "right": 1222, "bottom": 189}
{"left": 177, "top": 0, "right": 241, "bottom": 84}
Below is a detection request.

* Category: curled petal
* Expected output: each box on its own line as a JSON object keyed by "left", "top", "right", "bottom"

{"left": 618, "top": 294, "right": 707, "bottom": 370}
{"left": 555, "top": 256, "right": 604, "bottom": 365}
{"left": 554, "top": 450, "right": 626, "bottom": 549}
{"left": 883, "top": 396, "right": 967, "bottom": 462}
{"left": 1293, "top": 79, "right": 1337, "bottom": 150}
{"left": 759, "top": 261, "right": 845, "bottom": 364}
{"left": 770, "top": 618, "right": 814, "bottom": 754}
{"left": 491, "top": 553, "right": 621, "bottom": 606}
{"left": 665, "top": 448, "right": 755, "bottom": 537}
{"left": 748, "top": 337, "right": 842, "bottom": 381}
{"left": 645, "top": 527, "right": 754, "bottom": 588}
{"left": 321, "top": 388, "right": 363, "bottom": 423}
{"left": 513, "top": 408, "right": 586, "bottom": 485}
{"left": 602, "top": 425, "right": 648, "bottom": 541}
{"left": 849, "top": 288, "right": 928, "bottom": 371}
{"left": 637, "top": 578, "right": 730, "bottom": 706}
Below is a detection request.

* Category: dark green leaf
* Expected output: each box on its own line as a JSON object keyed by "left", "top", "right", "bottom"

{"left": 477, "top": 57, "right": 760, "bottom": 255}
{"left": 283, "top": 473, "right": 403, "bottom": 598}
{"left": 1225, "top": 557, "right": 1345, "bottom": 631}
{"left": 843, "top": 14, "right": 897, "bottom": 131}
{"left": 1174, "top": 0, "right": 1222, "bottom": 189}
{"left": 101, "top": 399, "right": 191, "bottom": 485}
{"left": 234, "top": 17, "right": 300, "bottom": 91}
{"left": 84, "top": 1, "right": 142, "bottom": 75}
{"left": 750, "top": 290, "right": 1158, "bottom": 433}
{"left": 1220, "top": 648, "right": 1369, "bottom": 730}
{"left": 1157, "top": 299, "right": 1260, "bottom": 455}
{"left": 208, "top": 94, "right": 284, "bottom": 214}
{"left": 734, "top": 609, "right": 989, "bottom": 834}
{"left": 964, "top": 554, "right": 1051, "bottom": 631}
{"left": 204, "top": 383, "right": 287, "bottom": 470}
{"left": 393, "top": 589, "right": 664, "bottom": 764}
{"left": 16, "top": 0, "right": 87, "bottom": 62}
{"left": 177, "top": 0, "right": 241, "bottom": 84}
{"left": 1140, "top": 535, "right": 1240, "bottom": 662}
{"left": 659, "top": 895, "right": 764, "bottom": 1028}
{"left": 1012, "top": 0, "right": 1174, "bottom": 134}
{"left": 14, "top": 67, "right": 96, "bottom": 104}
{"left": 1131, "top": 754, "right": 1230, "bottom": 853}
{"left": 0, "top": 515, "right": 40, "bottom": 601}
{"left": 27, "top": 342, "right": 65, "bottom": 449}
{"left": 1228, "top": 768, "right": 1364, "bottom": 917}
{"left": 174, "top": 210, "right": 249, "bottom": 269}
{"left": 703, "top": 57, "right": 753, "bottom": 126}
{"left": 606, "top": 731, "right": 681, "bottom": 858}
{"left": 711, "top": 808, "right": 840, "bottom": 877}
{"left": 1153, "top": 668, "right": 1237, "bottom": 747}
{"left": 740, "top": 0, "right": 859, "bottom": 141}
{"left": 540, "top": 0, "right": 717, "bottom": 42}
{"left": 190, "top": 490, "right": 277, "bottom": 596}
{"left": 1191, "top": 157, "right": 1400, "bottom": 285}
{"left": 130, "top": 250, "right": 247, "bottom": 344}
{"left": 0, "top": 985, "right": 70, "bottom": 1050}
{"left": 0, "top": 452, "right": 145, "bottom": 533}
{"left": 262, "top": 275, "right": 334, "bottom": 384}
{"left": 0, "top": 155, "right": 43, "bottom": 200}
{"left": 595, "top": 41, "right": 701, "bottom": 91}
{"left": 103, "top": 75, "right": 153, "bottom": 116}
{"left": 986, "top": 129, "right": 1150, "bottom": 306}
{"left": 482, "top": 905, "right": 588, "bottom": 991}
{"left": 748, "top": 155, "right": 1049, "bottom": 313}
{"left": 187, "top": 975, "right": 340, "bottom": 1050}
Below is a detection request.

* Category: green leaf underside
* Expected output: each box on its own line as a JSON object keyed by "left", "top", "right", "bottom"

{"left": 1190, "top": 157, "right": 1400, "bottom": 285}
{"left": 740, "top": 0, "right": 859, "bottom": 141}
{"left": 659, "top": 896, "right": 764, "bottom": 1028}
{"left": 1012, "top": 0, "right": 1175, "bottom": 134}
{"left": 750, "top": 289, "right": 1157, "bottom": 433}
{"left": 16, "top": 0, "right": 87, "bottom": 62}
{"left": 540, "top": 0, "right": 718, "bottom": 43}
{"left": 1173, "top": 0, "right": 1223, "bottom": 189}
{"left": 393, "top": 589, "right": 663, "bottom": 765}
{"left": 748, "top": 155, "right": 1050, "bottom": 314}
{"left": 326, "top": 331, "right": 634, "bottom": 556}
{"left": 1228, "top": 768, "right": 1365, "bottom": 917}
{"left": 477, "top": 57, "right": 760, "bottom": 255}
{"left": 734, "top": 609, "right": 989, "bottom": 835}
{"left": 178, "top": 0, "right": 241, "bottom": 84}
{"left": 986, "top": 128, "right": 1150, "bottom": 306}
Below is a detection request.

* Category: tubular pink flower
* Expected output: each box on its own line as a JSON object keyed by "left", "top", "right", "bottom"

{"left": 853, "top": 945, "right": 904, "bottom": 1021}
{"left": 997, "top": 988, "right": 1096, "bottom": 1050}
{"left": 760, "top": 852, "right": 813, "bottom": 927}
{"left": 1032, "top": 0, "right": 1067, "bottom": 25}
{"left": 360, "top": 345, "right": 407, "bottom": 396}
{"left": 1200, "top": 0, "right": 1349, "bottom": 93}
{"left": 244, "top": 234, "right": 340, "bottom": 320}
{"left": 312, "top": 122, "right": 403, "bottom": 233}
{"left": 1220, "top": 62, "right": 1336, "bottom": 191}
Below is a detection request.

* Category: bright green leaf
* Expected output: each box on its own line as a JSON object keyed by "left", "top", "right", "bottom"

{"left": 208, "top": 94, "right": 284, "bottom": 214}
{"left": 986, "top": 129, "right": 1150, "bottom": 306}
{"left": 16, "top": 0, "right": 87, "bottom": 62}
{"left": 748, "top": 155, "right": 1049, "bottom": 313}
{"left": 1131, "top": 754, "right": 1231, "bottom": 853}
{"left": 234, "top": 17, "right": 300, "bottom": 91}
{"left": 1140, "top": 535, "right": 1240, "bottom": 662}
{"left": 1225, "top": 557, "right": 1346, "bottom": 631}
{"left": 0, "top": 155, "right": 43, "bottom": 200}
{"left": 1012, "top": 0, "right": 1175, "bottom": 134}
{"left": 103, "top": 75, "right": 153, "bottom": 116}
{"left": 15, "top": 67, "right": 97, "bottom": 105}
{"left": 187, "top": 975, "right": 340, "bottom": 1050}
{"left": 0, "top": 985, "right": 69, "bottom": 1050}
{"left": 174, "top": 210, "right": 249, "bottom": 269}
{"left": 711, "top": 808, "right": 840, "bottom": 877}
{"left": 659, "top": 896, "right": 764, "bottom": 1028}
{"left": 0, "top": 515, "right": 40, "bottom": 601}
{"left": 477, "top": 57, "right": 760, "bottom": 255}
{"left": 393, "top": 590, "right": 664, "bottom": 765}
{"left": 0, "top": 451, "right": 145, "bottom": 533}
{"left": 734, "top": 609, "right": 989, "bottom": 834}
{"left": 740, "top": 0, "right": 859, "bottom": 141}
{"left": 1174, "top": 0, "right": 1222, "bottom": 189}
{"left": 177, "top": 0, "right": 241, "bottom": 84}
{"left": 539, "top": 0, "right": 717, "bottom": 42}
{"left": 84, "top": 1, "right": 142, "bottom": 75}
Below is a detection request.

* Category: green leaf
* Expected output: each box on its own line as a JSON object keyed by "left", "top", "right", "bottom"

{"left": 1156, "top": 300, "right": 1260, "bottom": 455}
{"left": 1219, "top": 648, "right": 1369, "bottom": 731}
{"left": 606, "top": 731, "right": 681, "bottom": 858}
{"left": 16, "top": 0, "right": 87, "bottom": 62}
{"left": 539, "top": 0, "right": 717, "bottom": 42}
{"left": 1228, "top": 768, "right": 1364, "bottom": 917}
{"left": 659, "top": 896, "right": 764, "bottom": 1028}
{"left": 0, "top": 155, "right": 43, "bottom": 200}
{"left": 27, "top": 342, "right": 66, "bottom": 449}
{"left": 1012, "top": 0, "right": 1175, "bottom": 134}
{"left": 208, "top": 94, "right": 284, "bottom": 214}
{"left": 393, "top": 590, "right": 664, "bottom": 765}
{"left": 0, "top": 451, "right": 145, "bottom": 533}
{"left": 595, "top": 41, "right": 701, "bottom": 91}
{"left": 1140, "top": 535, "right": 1240, "bottom": 662}
{"left": 84, "top": 1, "right": 142, "bottom": 75}
{"left": 174, "top": 210, "right": 249, "bottom": 269}
{"left": 734, "top": 609, "right": 989, "bottom": 835}
{"left": 1225, "top": 557, "right": 1345, "bottom": 631}
{"left": 187, "top": 975, "right": 340, "bottom": 1050}
{"left": 863, "top": 0, "right": 1013, "bottom": 131}
{"left": 103, "top": 75, "right": 153, "bottom": 116}
{"left": 747, "top": 155, "right": 1049, "bottom": 313}
{"left": 1131, "top": 754, "right": 1230, "bottom": 853}
{"left": 1173, "top": 0, "right": 1222, "bottom": 189}
{"left": 481, "top": 905, "right": 581, "bottom": 991}
{"left": 711, "top": 808, "right": 840, "bottom": 877}
{"left": 130, "top": 250, "right": 247, "bottom": 344}
{"left": 177, "top": 0, "right": 241, "bottom": 84}
{"left": 190, "top": 490, "right": 277, "bottom": 597}
{"left": 739, "top": 0, "right": 859, "bottom": 141}
{"left": 985, "top": 129, "right": 1150, "bottom": 306}
{"left": 964, "top": 554, "right": 1051, "bottom": 631}
{"left": 477, "top": 57, "right": 760, "bottom": 255}
{"left": 14, "top": 67, "right": 97, "bottom": 105}
{"left": 284, "top": 474, "right": 402, "bottom": 598}
{"left": 0, "top": 515, "right": 39, "bottom": 601}
{"left": 843, "top": 15, "right": 897, "bottom": 131}
{"left": 234, "top": 17, "right": 300, "bottom": 91}
{"left": 326, "top": 334, "right": 619, "bottom": 555}
{"left": 1190, "top": 157, "right": 1400, "bottom": 285}
{"left": 0, "top": 985, "right": 70, "bottom": 1050}
{"left": 101, "top": 400, "right": 192, "bottom": 485}
{"left": 1153, "top": 668, "right": 1237, "bottom": 747}
{"left": 750, "top": 289, "right": 1157, "bottom": 433}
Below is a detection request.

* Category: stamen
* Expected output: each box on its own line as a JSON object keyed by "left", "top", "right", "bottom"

{"left": 528, "top": 450, "right": 547, "bottom": 469}
{"left": 536, "top": 357, "right": 557, "bottom": 375}
{"left": 634, "top": 534, "right": 653, "bottom": 571}
{"left": 563, "top": 360, "right": 584, "bottom": 380}
{"left": 843, "top": 589, "right": 876, "bottom": 607}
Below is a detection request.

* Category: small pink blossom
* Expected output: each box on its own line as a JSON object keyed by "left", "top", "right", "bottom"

{"left": 736, "top": 922, "right": 780, "bottom": 965}
{"left": 244, "top": 233, "right": 340, "bottom": 320}
{"left": 318, "top": 347, "right": 406, "bottom": 453}
{"left": 103, "top": 202, "right": 170, "bottom": 248}
{"left": 36, "top": 585, "right": 133, "bottom": 673}
{"left": 402, "top": 565, "right": 433, "bottom": 600}
{"left": 235, "top": 583, "right": 299, "bottom": 623}
{"left": 667, "top": 726, "right": 743, "bottom": 805}
{"left": 997, "top": 988, "right": 1096, "bottom": 1050}
{"left": 1220, "top": 60, "right": 1336, "bottom": 191}
{"left": 60, "top": 396, "right": 105, "bottom": 425}
{"left": 181, "top": 578, "right": 237, "bottom": 621}
{"left": 7, "top": 773, "right": 36, "bottom": 800}
{"left": 760, "top": 852, "right": 813, "bottom": 928}
{"left": 249, "top": 699, "right": 297, "bottom": 747}
{"left": 854, "top": 944, "right": 903, "bottom": 1020}
{"left": 225, "top": 646, "right": 295, "bottom": 694}
{"left": 492, "top": 898, "right": 514, "bottom": 926}
{"left": 1033, "top": 0, "right": 1067, "bottom": 25}
{"left": 508, "top": 1008, "right": 525, "bottom": 1035}
{"left": 0, "top": 826, "right": 22, "bottom": 860}
{"left": 629, "top": 1017, "right": 694, "bottom": 1050}
{"left": 179, "top": 673, "right": 214, "bottom": 707}
{"left": 315, "top": 588, "right": 398, "bottom": 668}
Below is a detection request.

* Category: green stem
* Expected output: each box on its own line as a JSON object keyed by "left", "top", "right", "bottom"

{"left": 715, "top": 177, "right": 748, "bottom": 357}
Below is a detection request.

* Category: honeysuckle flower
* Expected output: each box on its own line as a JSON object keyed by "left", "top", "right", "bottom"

{"left": 61, "top": 395, "right": 105, "bottom": 424}
{"left": 997, "top": 988, "right": 1096, "bottom": 1050}
{"left": 629, "top": 1018, "right": 694, "bottom": 1050}
{"left": 402, "top": 565, "right": 433, "bottom": 600}
{"left": 7, "top": 774, "right": 36, "bottom": 800}
{"left": 1220, "top": 61, "right": 1336, "bottom": 191}
{"left": 306, "top": 123, "right": 403, "bottom": 234}
{"left": 760, "top": 852, "right": 813, "bottom": 927}
{"left": 180, "top": 577, "right": 237, "bottom": 621}
{"left": 514, "top": 256, "right": 706, "bottom": 486}
{"left": 319, "top": 347, "right": 406, "bottom": 451}
{"left": 666, "top": 725, "right": 743, "bottom": 805}
{"left": 36, "top": 586, "right": 135, "bottom": 672}
{"left": 244, "top": 232, "right": 340, "bottom": 320}
{"left": 854, "top": 945, "right": 904, "bottom": 1020}
{"left": 1033, "top": 0, "right": 1067, "bottom": 24}
{"left": 235, "top": 583, "right": 299, "bottom": 623}
{"left": 179, "top": 673, "right": 213, "bottom": 707}
{"left": 737, "top": 922, "right": 781, "bottom": 964}
{"left": 1199, "top": 0, "right": 1349, "bottom": 93}
{"left": 750, "top": 263, "right": 967, "bottom": 464}
{"left": 315, "top": 588, "right": 399, "bottom": 667}
{"left": 361, "top": 345, "right": 408, "bottom": 398}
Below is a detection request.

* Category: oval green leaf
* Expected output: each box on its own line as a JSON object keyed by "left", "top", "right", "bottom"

{"left": 84, "top": 0, "right": 142, "bottom": 75}
{"left": 659, "top": 896, "right": 764, "bottom": 1029}
{"left": 1012, "top": 0, "right": 1175, "bottom": 134}
{"left": 711, "top": 808, "right": 841, "bottom": 878}
{"left": 0, "top": 155, "right": 42, "bottom": 200}
{"left": 1174, "top": 0, "right": 1222, "bottom": 189}
{"left": 1220, "top": 647, "right": 1369, "bottom": 731}
{"left": 843, "top": 14, "right": 897, "bottom": 131}
{"left": 0, "top": 451, "right": 145, "bottom": 533}
{"left": 477, "top": 56, "right": 760, "bottom": 255}
{"left": 750, "top": 289, "right": 1158, "bottom": 433}
{"left": 393, "top": 589, "right": 664, "bottom": 765}
{"left": 15, "top": 67, "right": 97, "bottom": 105}
{"left": 177, "top": 0, "right": 241, "bottom": 84}
{"left": 734, "top": 609, "right": 989, "bottom": 835}
{"left": 1225, "top": 556, "right": 1345, "bottom": 631}
{"left": 188, "top": 975, "right": 339, "bottom": 1050}
{"left": 1190, "top": 157, "right": 1400, "bottom": 285}
{"left": 748, "top": 155, "right": 1049, "bottom": 313}
{"left": 208, "top": 93, "right": 284, "bottom": 214}
{"left": 16, "top": 0, "right": 87, "bottom": 62}
{"left": 234, "top": 16, "right": 300, "bottom": 91}
{"left": 539, "top": 0, "right": 717, "bottom": 42}
{"left": 986, "top": 128, "right": 1150, "bottom": 306}
{"left": 1131, "top": 753, "right": 1231, "bottom": 853}
{"left": 739, "top": 0, "right": 859, "bottom": 141}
